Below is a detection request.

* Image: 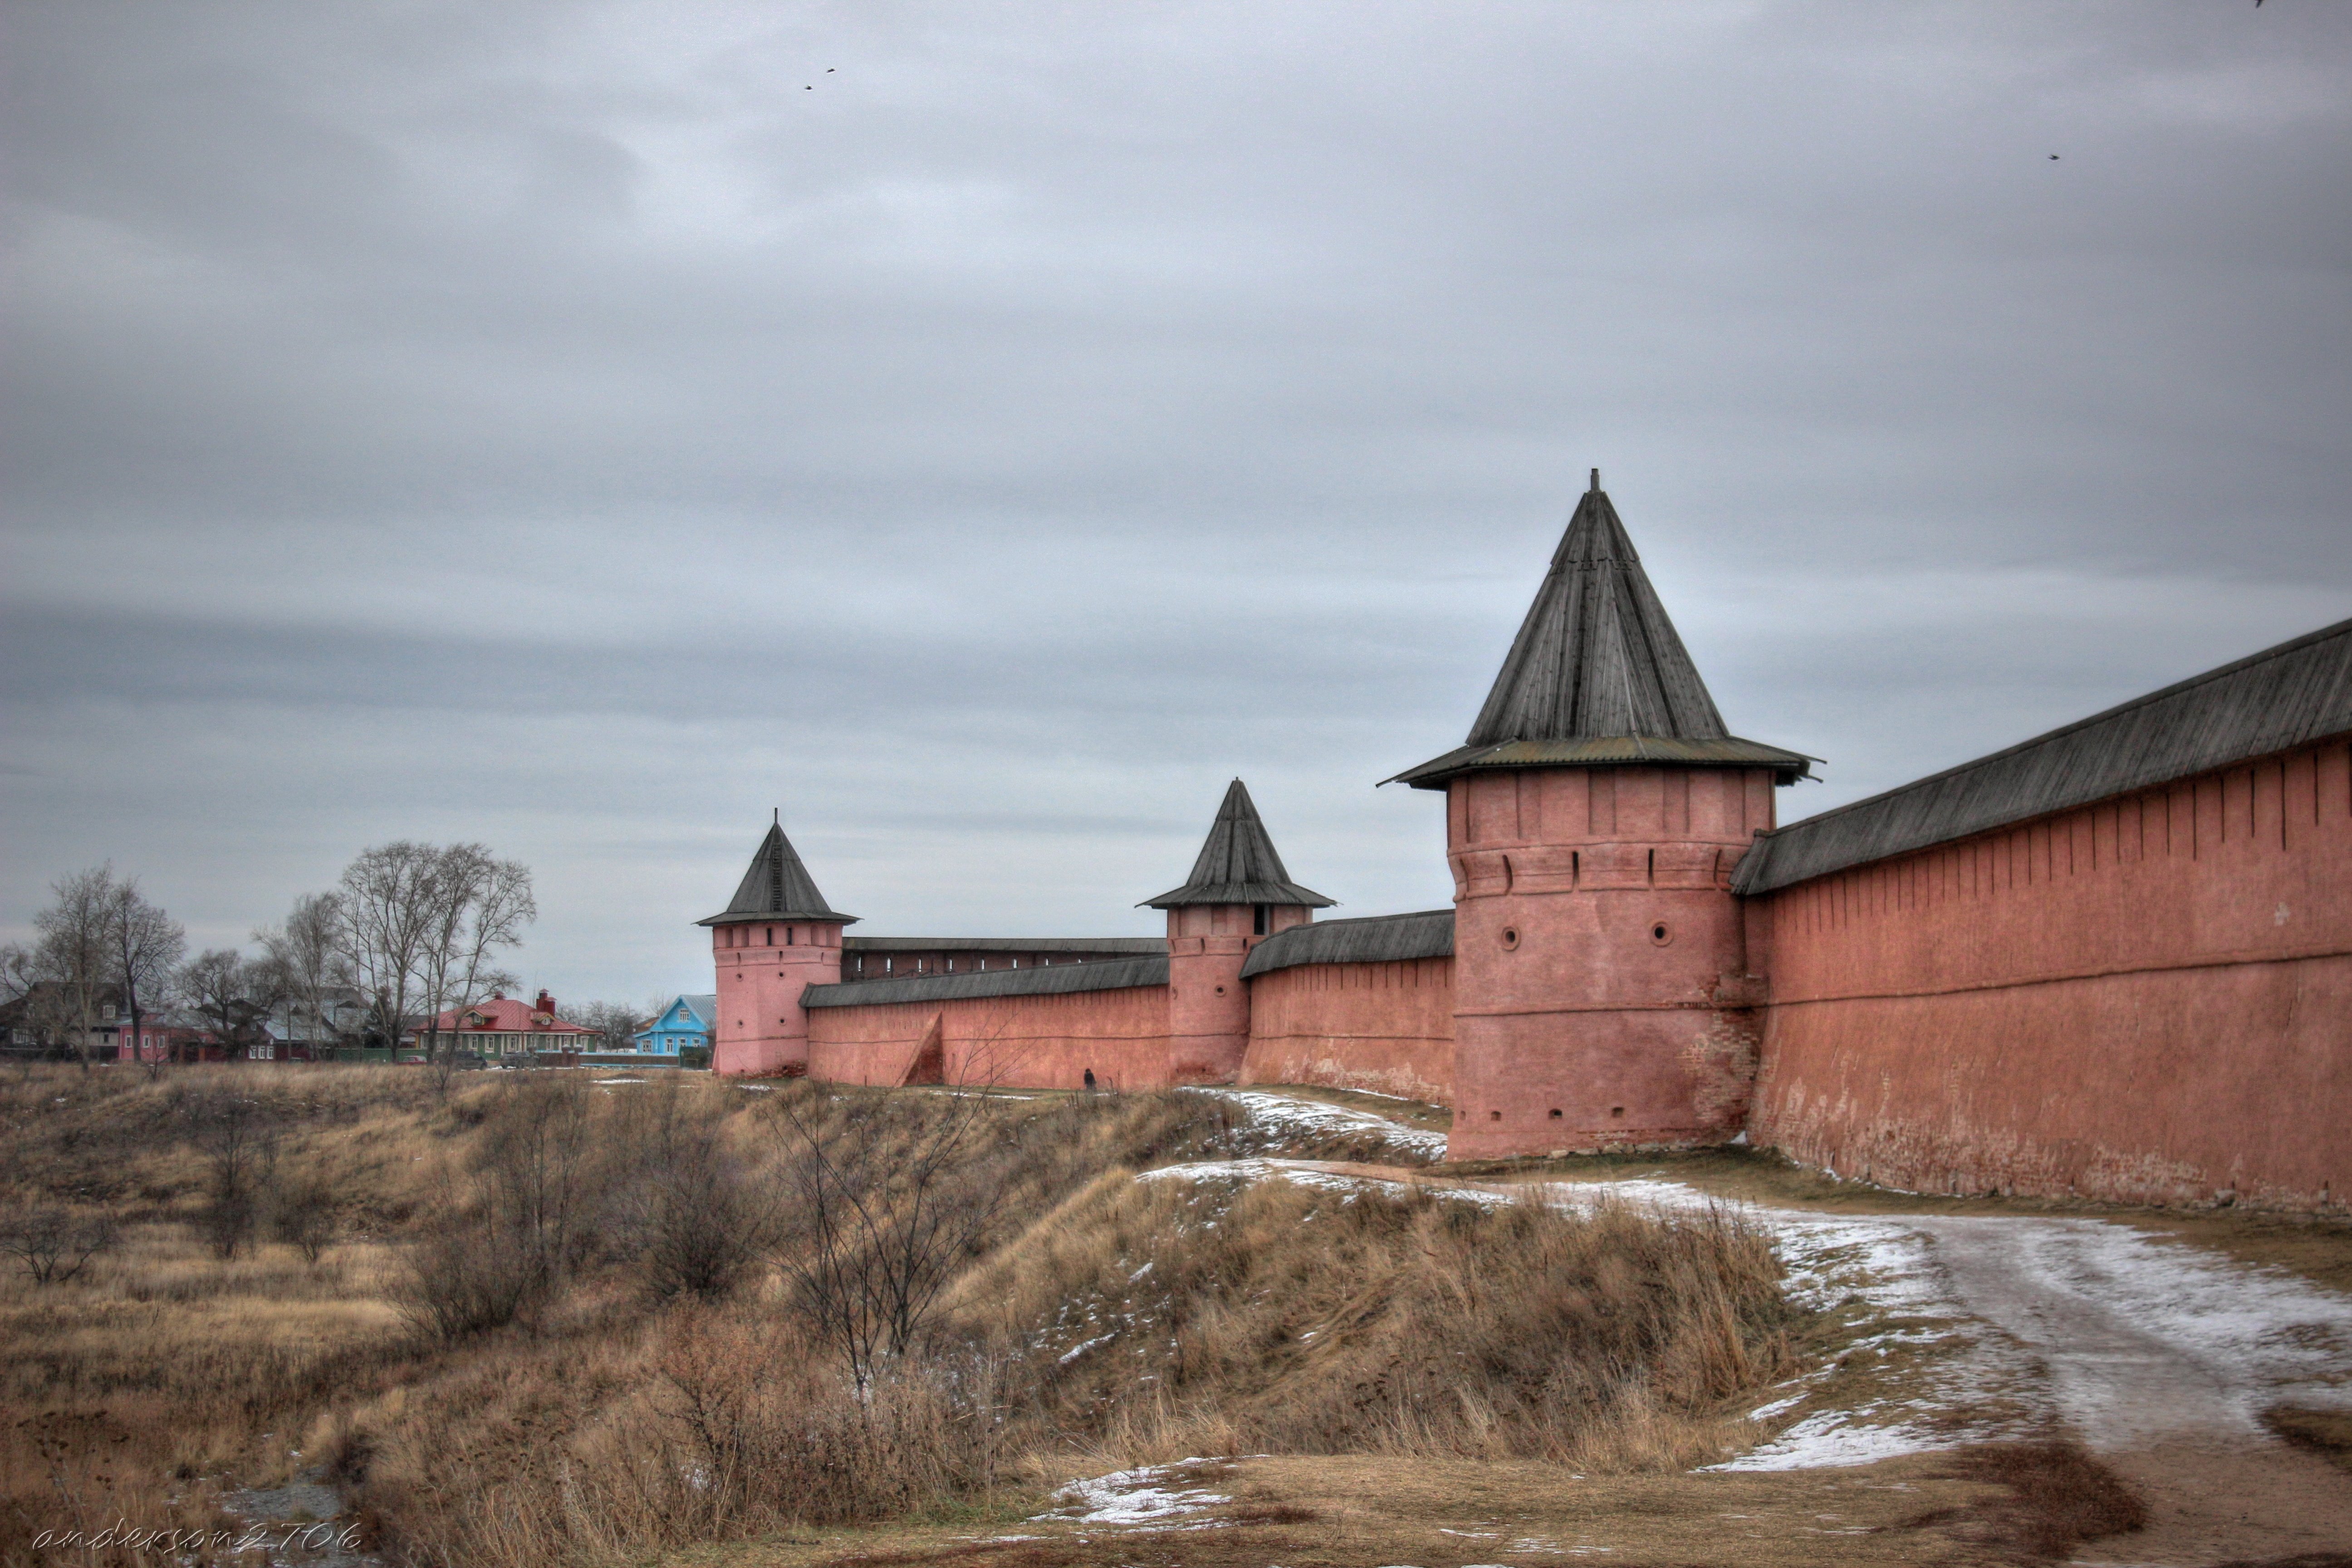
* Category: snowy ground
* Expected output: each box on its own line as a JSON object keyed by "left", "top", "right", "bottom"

{"left": 1528, "top": 1179, "right": 2352, "bottom": 1466}
{"left": 1032, "top": 1459, "right": 1238, "bottom": 1526}
{"left": 1201, "top": 1088, "right": 1450, "bottom": 1162}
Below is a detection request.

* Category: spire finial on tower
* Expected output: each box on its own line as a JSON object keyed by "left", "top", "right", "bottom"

{"left": 1590, "top": 467, "right": 1601, "bottom": 492}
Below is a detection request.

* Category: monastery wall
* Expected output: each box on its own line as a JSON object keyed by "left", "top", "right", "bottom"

{"left": 1238, "top": 956, "right": 1456, "bottom": 1103}
{"left": 806, "top": 981, "right": 1174, "bottom": 1091}
{"left": 1749, "top": 737, "right": 2352, "bottom": 1210}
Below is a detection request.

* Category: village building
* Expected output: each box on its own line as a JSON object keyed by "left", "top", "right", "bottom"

{"left": 635, "top": 993, "right": 716, "bottom": 1056}
{"left": 701, "top": 475, "right": 2352, "bottom": 1212}
{"left": 413, "top": 989, "right": 596, "bottom": 1059}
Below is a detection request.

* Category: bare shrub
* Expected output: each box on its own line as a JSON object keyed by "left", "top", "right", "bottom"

{"left": 396, "top": 1073, "right": 594, "bottom": 1338}
{"left": 771, "top": 1077, "right": 1019, "bottom": 1386}
{"left": 178, "top": 1087, "right": 280, "bottom": 1258}
{"left": 270, "top": 1163, "right": 341, "bottom": 1264}
{"left": 610, "top": 1080, "right": 771, "bottom": 1302}
{"left": 0, "top": 1204, "right": 119, "bottom": 1284}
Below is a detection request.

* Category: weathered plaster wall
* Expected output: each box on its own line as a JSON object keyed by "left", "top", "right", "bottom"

{"left": 711, "top": 921, "right": 842, "bottom": 1077}
{"left": 1751, "top": 739, "right": 2352, "bottom": 1210}
{"left": 806, "top": 982, "right": 1173, "bottom": 1090}
{"left": 1448, "top": 765, "right": 1777, "bottom": 1159}
{"left": 1240, "top": 957, "right": 1456, "bottom": 1103}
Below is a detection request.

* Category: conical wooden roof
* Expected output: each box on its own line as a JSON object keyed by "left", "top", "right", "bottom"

{"left": 1390, "top": 475, "right": 1812, "bottom": 789}
{"left": 697, "top": 821, "right": 858, "bottom": 926}
{"left": 1141, "top": 779, "right": 1335, "bottom": 908}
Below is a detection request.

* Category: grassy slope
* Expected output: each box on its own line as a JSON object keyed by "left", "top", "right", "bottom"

{"left": 0, "top": 1067, "right": 2183, "bottom": 1568}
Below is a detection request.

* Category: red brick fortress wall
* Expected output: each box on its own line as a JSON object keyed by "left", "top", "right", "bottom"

{"left": 806, "top": 982, "right": 1175, "bottom": 1091}
{"left": 1239, "top": 957, "right": 1455, "bottom": 1103}
{"left": 1749, "top": 739, "right": 2352, "bottom": 1210}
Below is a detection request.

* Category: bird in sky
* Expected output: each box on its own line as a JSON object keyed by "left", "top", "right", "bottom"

{"left": 2049, "top": 153, "right": 2060, "bottom": 160}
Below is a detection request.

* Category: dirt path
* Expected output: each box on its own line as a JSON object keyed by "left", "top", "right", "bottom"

{"left": 1227, "top": 1152, "right": 2352, "bottom": 1563}
{"left": 1893, "top": 1212, "right": 2352, "bottom": 1564}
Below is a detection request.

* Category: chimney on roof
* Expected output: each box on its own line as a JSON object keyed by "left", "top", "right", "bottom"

{"left": 491, "top": 990, "right": 505, "bottom": 1001}
{"left": 534, "top": 989, "right": 555, "bottom": 1014}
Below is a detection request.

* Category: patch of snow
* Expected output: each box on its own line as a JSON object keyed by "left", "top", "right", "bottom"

{"left": 1142, "top": 1157, "right": 1509, "bottom": 1206}
{"left": 1716, "top": 1409, "right": 1945, "bottom": 1472}
{"left": 1034, "top": 1459, "right": 1234, "bottom": 1525}
{"left": 1197, "top": 1089, "right": 1449, "bottom": 1161}
{"left": 731, "top": 1083, "right": 773, "bottom": 1092}
{"left": 593, "top": 1078, "right": 646, "bottom": 1085}
{"left": 1057, "top": 1333, "right": 1117, "bottom": 1367}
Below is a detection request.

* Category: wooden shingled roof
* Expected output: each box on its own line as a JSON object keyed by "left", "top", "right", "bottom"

{"left": 697, "top": 820, "right": 859, "bottom": 927}
{"left": 1141, "top": 779, "right": 1336, "bottom": 909}
{"left": 1238, "top": 908, "right": 1454, "bottom": 978}
{"left": 1390, "top": 475, "right": 1812, "bottom": 789}
{"left": 803, "top": 953, "right": 1168, "bottom": 1007}
{"left": 1733, "top": 614, "right": 2352, "bottom": 896}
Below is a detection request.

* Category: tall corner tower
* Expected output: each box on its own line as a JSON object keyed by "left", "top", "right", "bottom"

{"left": 1142, "top": 779, "right": 1334, "bottom": 1084}
{"left": 697, "top": 818, "right": 858, "bottom": 1077}
{"left": 1389, "top": 473, "right": 1813, "bottom": 1159}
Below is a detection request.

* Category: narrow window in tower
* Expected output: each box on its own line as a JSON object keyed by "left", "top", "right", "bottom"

{"left": 1254, "top": 904, "right": 1269, "bottom": 936}
{"left": 884, "top": 957, "right": 894, "bottom": 975}
{"left": 1489, "top": 1110, "right": 1502, "bottom": 1121}
{"left": 1610, "top": 1106, "right": 1625, "bottom": 1118}
{"left": 765, "top": 927, "right": 774, "bottom": 946}
{"left": 1549, "top": 1108, "right": 1563, "bottom": 1119}
{"left": 1647, "top": 848, "right": 1656, "bottom": 883}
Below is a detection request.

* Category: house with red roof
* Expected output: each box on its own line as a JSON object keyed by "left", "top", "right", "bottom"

{"left": 411, "top": 989, "right": 597, "bottom": 1061}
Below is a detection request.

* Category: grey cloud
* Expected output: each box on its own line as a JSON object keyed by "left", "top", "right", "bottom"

{"left": 5, "top": 0, "right": 2348, "bottom": 1000}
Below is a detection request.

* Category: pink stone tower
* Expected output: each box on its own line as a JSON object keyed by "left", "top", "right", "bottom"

{"left": 1391, "top": 474, "right": 1812, "bottom": 1159}
{"left": 1143, "top": 779, "right": 1332, "bottom": 1083}
{"left": 699, "top": 817, "right": 858, "bottom": 1076}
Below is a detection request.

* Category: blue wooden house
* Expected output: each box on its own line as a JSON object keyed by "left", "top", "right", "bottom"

{"left": 635, "top": 994, "right": 716, "bottom": 1057}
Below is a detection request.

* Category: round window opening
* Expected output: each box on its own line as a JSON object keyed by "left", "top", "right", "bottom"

{"left": 1500, "top": 927, "right": 1521, "bottom": 951}
{"left": 1649, "top": 923, "right": 1671, "bottom": 946}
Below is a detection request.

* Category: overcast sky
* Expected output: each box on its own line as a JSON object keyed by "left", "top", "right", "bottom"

{"left": 5, "top": 0, "right": 2347, "bottom": 1010}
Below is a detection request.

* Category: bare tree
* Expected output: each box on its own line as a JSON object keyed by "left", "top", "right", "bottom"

{"left": 105, "top": 878, "right": 186, "bottom": 1076}
{"left": 29, "top": 867, "right": 118, "bottom": 1069}
{"left": 334, "top": 843, "right": 449, "bottom": 1056}
{"left": 258, "top": 891, "right": 352, "bottom": 1057}
{"left": 570, "top": 999, "right": 646, "bottom": 1055}
{"left": 181, "top": 949, "right": 288, "bottom": 1059}
{"left": 416, "top": 846, "right": 536, "bottom": 1065}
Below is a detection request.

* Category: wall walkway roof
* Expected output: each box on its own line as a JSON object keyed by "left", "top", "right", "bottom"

{"left": 1239, "top": 909, "right": 1455, "bottom": 978}
{"left": 803, "top": 953, "right": 1169, "bottom": 1008}
{"left": 1734, "top": 615, "right": 2352, "bottom": 896}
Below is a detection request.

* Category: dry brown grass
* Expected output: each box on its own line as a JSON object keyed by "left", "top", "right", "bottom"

{"left": 0, "top": 1066, "right": 1821, "bottom": 1568}
{"left": 953, "top": 1168, "right": 1795, "bottom": 1475}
